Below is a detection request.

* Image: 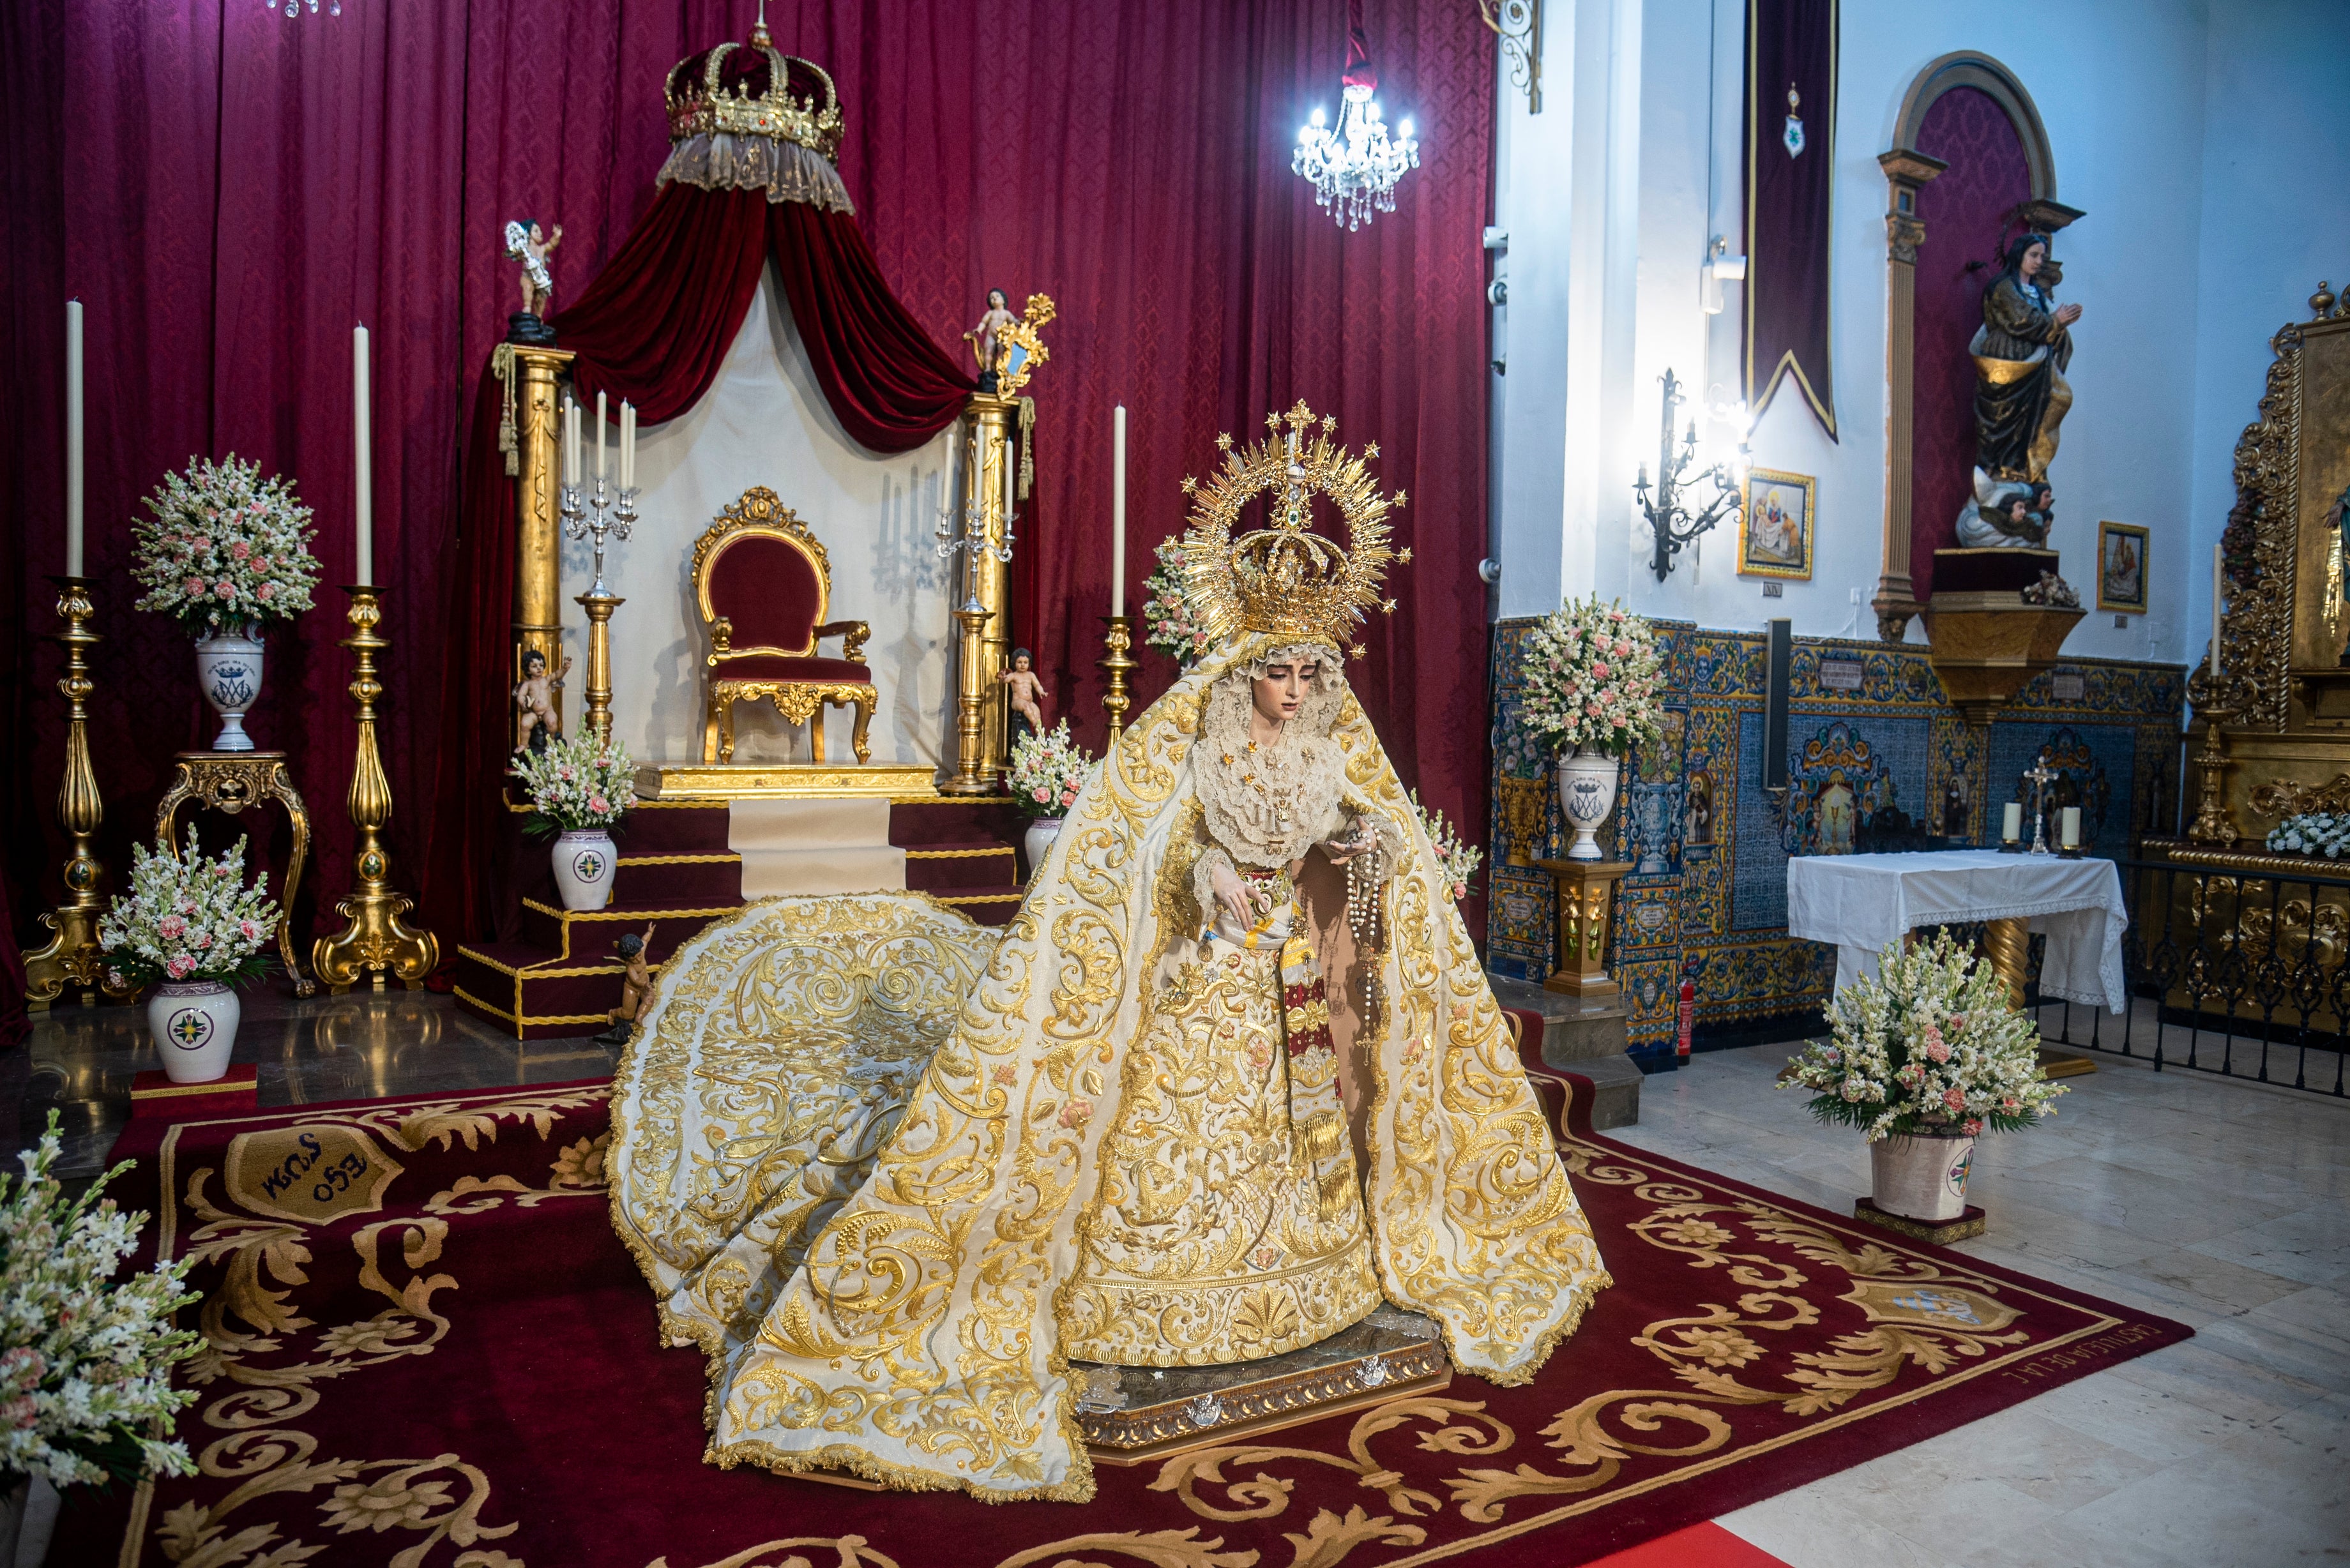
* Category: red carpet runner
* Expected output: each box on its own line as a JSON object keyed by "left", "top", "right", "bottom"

{"left": 60, "top": 1053, "right": 2188, "bottom": 1568}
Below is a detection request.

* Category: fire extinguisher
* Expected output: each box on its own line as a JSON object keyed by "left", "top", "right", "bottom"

{"left": 1676, "top": 972, "right": 1695, "bottom": 1060}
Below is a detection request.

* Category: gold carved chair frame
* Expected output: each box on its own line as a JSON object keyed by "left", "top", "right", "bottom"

{"left": 693, "top": 486, "right": 876, "bottom": 765}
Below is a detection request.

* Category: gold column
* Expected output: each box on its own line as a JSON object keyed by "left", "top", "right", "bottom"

{"left": 1983, "top": 914, "right": 2096, "bottom": 1078}
{"left": 313, "top": 586, "right": 439, "bottom": 992}
{"left": 578, "top": 589, "right": 623, "bottom": 744}
{"left": 500, "top": 345, "right": 575, "bottom": 725}
{"left": 944, "top": 397, "right": 1017, "bottom": 795}
{"left": 22, "top": 577, "right": 107, "bottom": 1010}
{"left": 1872, "top": 149, "right": 1944, "bottom": 643}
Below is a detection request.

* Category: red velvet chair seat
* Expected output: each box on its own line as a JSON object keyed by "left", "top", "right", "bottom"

{"left": 709, "top": 654, "right": 872, "bottom": 684}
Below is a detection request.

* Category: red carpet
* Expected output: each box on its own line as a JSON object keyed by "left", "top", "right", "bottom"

{"left": 59, "top": 1053, "right": 2187, "bottom": 1568}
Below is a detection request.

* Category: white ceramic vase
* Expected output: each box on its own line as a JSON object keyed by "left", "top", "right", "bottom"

{"left": 1556, "top": 746, "right": 1623, "bottom": 861}
{"left": 193, "top": 628, "right": 266, "bottom": 753}
{"left": 147, "top": 979, "right": 241, "bottom": 1084}
{"left": 552, "top": 829, "right": 618, "bottom": 910}
{"left": 1869, "top": 1131, "right": 1977, "bottom": 1221}
{"left": 1023, "top": 816, "right": 1065, "bottom": 882}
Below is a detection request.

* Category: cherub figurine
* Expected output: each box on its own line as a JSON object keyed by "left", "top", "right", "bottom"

{"left": 504, "top": 218, "right": 563, "bottom": 317}
{"left": 598, "top": 925, "right": 657, "bottom": 1045}
{"left": 962, "top": 287, "right": 1015, "bottom": 394}
{"left": 513, "top": 647, "right": 572, "bottom": 755}
{"left": 1001, "top": 647, "right": 1049, "bottom": 744}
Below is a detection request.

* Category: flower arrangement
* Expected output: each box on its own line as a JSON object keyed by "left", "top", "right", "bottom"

{"left": 1006, "top": 720, "right": 1095, "bottom": 818}
{"left": 0, "top": 1112, "right": 202, "bottom": 1488}
{"left": 510, "top": 734, "right": 637, "bottom": 838}
{"left": 1141, "top": 538, "right": 1213, "bottom": 668}
{"left": 1520, "top": 594, "right": 1666, "bottom": 758}
{"left": 2265, "top": 812, "right": 2350, "bottom": 859}
{"left": 1409, "top": 790, "right": 1483, "bottom": 901}
{"left": 97, "top": 827, "right": 280, "bottom": 991}
{"left": 130, "top": 456, "right": 322, "bottom": 637}
{"left": 1778, "top": 932, "right": 2064, "bottom": 1141}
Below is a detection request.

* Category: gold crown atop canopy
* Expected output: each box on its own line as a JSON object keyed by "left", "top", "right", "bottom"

{"left": 1177, "top": 402, "right": 1411, "bottom": 658}
{"left": 665, "top": 28, "right": 844, "bottom": 164}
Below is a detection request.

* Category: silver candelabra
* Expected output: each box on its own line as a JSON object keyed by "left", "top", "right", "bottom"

{"left": 936, "top": 427, "right": 1017, "bottom": 613}
{"left": 561, "top": 472, "right": 637, "bottom": 596}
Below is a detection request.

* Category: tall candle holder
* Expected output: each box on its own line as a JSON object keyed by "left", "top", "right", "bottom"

{"left": 22, "top": 577, "right": 109, "bottom": 1010}
{"left": 313, "top": 586, "right": 440, "bottom": 992}
{"left": 939, "top": 416, "right": 1017, "bottom": 794}
{"left": 1098, "top": 615, "right": 1137, "bottom": 746}
{"left": 561, "top": 471, "right": 635, "bottom": 743}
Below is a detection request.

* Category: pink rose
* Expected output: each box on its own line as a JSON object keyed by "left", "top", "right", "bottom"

{"left": 230, "top": 541, "right": 251, "bottom": 560}
{"left": 158, "top": 914, "right": 186, "bottom": 940}
{"left": 195, "top": 932, "right": 213, "bottom": 949}
{"left": 1059, "top": 788, "right": 1077, "bottom": 806}
{"left": 253, "top": 557, "right": 269, "bottom": 572}
{"left": 165, "top": 955, "right": 195, "bottom": 980}
{"left": 4, "top": 1396, "right": 35, "bottom": 1430}
{"left": 1927, "top": 1039, "right": 1950, "bottom": 1064}
{"left": 194, "top": 537, "right": 211, "bottom": 553}
{"left": 1056, "top": 1097, "right": 1093, "bottom": 1129}
{"left": 1948, "top": 1013, "right": 1967, "bottom": 1032}
{"left": 1032, "top": 787, "right": 1050, "bottom": 803}
{"left": 1942, "top": 1087, "right": 1967, "bottom": 1112}
{"left": 1962, "top": 1118, "right": 1983, "bottom": 1135}
{"left": 215, "top": 580, "right": 236, "bottom": 598}
{"left": 587, "top": 794, "right": 609, "bottom": 814}
{"left": 257, "top": 584, "right": 275, "bottom": 601}
{"left": 1592, "top": 662, "right": 1610, "bottom": 679}
{"left": 185, "top": 577, "right": 205, "bottom": 596}
{"left": 239, "top": 920, "right": 261, "bottom": 940}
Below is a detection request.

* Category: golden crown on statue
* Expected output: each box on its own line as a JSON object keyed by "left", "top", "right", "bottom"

{"left": 665, "top": 22, "right": 844, "bottom": 164}
{"left": 1177, "top": 402, "right": 1410, "bottom": 657}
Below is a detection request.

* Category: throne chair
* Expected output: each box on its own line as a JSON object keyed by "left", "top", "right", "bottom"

{"left": 694, "top": 486, "right": 876, "bottom": 764}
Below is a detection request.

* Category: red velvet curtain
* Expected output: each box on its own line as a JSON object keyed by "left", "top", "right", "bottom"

{"left": 2, "top": 0, "right": 1494, "bottom": 969}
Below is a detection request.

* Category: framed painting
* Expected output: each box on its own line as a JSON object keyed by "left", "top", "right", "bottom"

{"left": 1738, "top": 468, "right": 1815, "bottom": 580}
{"left": 2096, "top": 521, "right": 2149, "bottom": 613}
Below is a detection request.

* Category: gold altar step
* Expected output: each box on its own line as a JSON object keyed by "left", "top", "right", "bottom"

{"left": 633, "top": 762, "right": 943, "bottom": 801}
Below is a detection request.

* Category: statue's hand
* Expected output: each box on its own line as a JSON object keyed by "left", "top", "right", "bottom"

{"left": 2055, "top": 302, "right": 2082, "bottom": 327}
{"left": 1211, "top": 861, "right": 1254, "bottom": 930}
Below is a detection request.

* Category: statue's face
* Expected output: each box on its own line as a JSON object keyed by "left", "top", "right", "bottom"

{"left": 522, "top": 652, "right": 545, "bottom": 678}
{"left": 528, "top": 223, "right": 544, "bottom": 245}
{"left": 989, "top": 289, "right": 1007, "bottom": 310}
{"left": 1013, "top": 654, "right": 1031, "bottom": 671}
{"left": 2020, "top": 243, "right": 2045, "bottom": 278}
{"left": 1252, "top": 661, "right": 1320, "bottom": 726}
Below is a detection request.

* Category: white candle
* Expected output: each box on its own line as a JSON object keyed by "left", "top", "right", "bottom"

{"left": 1111, "top": 405, "right": 1128, "bottom": 617}
{"left": 2211, "top": 543, "right": 2224, "bottom": 679}
{"left": 620, "top": 400, "right": 635, "bottom": 490}
{"left": 352, "top": 324, "right": 372, "bottom": 587}
{"left": 563, "top": 395, "right": 580, "bottom": 488}
{"left": 596, "top": 390, "right": 608, "bottom": 485}
{"left": 2060, "top": 806, "right": 2081, "bottom": 848}
{"left": 2001, "top": 802, "right": 2023, "bottom": 843}
{"left": 64, "top": 300, "right": 84, "bottom": 577}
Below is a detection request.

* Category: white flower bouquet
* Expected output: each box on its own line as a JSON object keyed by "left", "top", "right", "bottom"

{"left": 1520, "top": 594, "right": 1667, "bottom": 758}
{"left": 97, "top": 827, "right": 280, "bottom": 991}
{"left": 0, "top": 1112, "right": 201, "bottom": 1488}
{"left": 1779, "top": 932, "right": 2064, "bottom": 1140}
{"left": 1409, "top": 789, "right": 1483, "bottom": 901}
{"left": 510, "top": 734, "right": 637, "bottom": 838}
{"left": 130, "top": 456, "right": 321, "bottom": 637}
{"left": 2265, "top": 811, "right": 2350, "bottom": 859}
{"left": 1007, "top": 720, "right": 1095, "bottom": 818}
{"left": 1141, "top": 537, "right": 1213, "bottom": 668}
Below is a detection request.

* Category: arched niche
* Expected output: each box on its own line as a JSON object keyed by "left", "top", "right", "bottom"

{"left": 1870, "top": 51, "right": 2084, "bottom": 640}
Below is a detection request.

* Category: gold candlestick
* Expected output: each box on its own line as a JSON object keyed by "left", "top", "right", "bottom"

{"left": 1098, "top": 614, "right": 1137, "bottom": 747}
{"left": 23, "top": 577, "right": 108, "bottom": 1010}
{"left": 577, "top": 589, "right": 623, "bottom": 743}
{"left": 312, "top": 586, "right": 439, "bottom": 993}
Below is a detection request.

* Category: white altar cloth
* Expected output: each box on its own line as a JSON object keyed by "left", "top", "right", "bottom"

{"left": 1785, "top": 850, "right": 2128, "bottom": 1013}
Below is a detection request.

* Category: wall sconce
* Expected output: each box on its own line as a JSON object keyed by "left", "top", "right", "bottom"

{"left": 1702, "top": 236, "right": 1748, "bottom": 315}
{"left": 1635, "top": 368, "right": 1745, "bottom": 581}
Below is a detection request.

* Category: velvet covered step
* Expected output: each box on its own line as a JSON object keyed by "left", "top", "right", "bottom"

{"left": 452, "top": 797, "right": 1027, "bottom": 1039}
{"left": 729, "top": 798, "right": 906, "bottom": 896}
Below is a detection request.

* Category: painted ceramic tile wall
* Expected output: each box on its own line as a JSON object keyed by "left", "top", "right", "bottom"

{"left": 1486, "top": 618, "right": 2184, "bottom": 1065}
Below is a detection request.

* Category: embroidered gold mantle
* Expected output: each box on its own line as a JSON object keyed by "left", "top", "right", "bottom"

{"left": 609, "top": 633, "right": 1610, "bottom": 1503}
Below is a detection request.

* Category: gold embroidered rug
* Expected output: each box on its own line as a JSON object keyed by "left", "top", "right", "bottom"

{"left": 58, "top": 1066, "right": 2187, "bottom": 1568}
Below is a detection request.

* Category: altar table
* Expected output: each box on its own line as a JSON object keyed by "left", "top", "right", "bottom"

{"left": 1786, "top": 849, "right": 2128, "bottom": 1016}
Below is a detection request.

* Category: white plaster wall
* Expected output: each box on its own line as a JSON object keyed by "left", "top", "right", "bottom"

{"left": 560, "top": 273, "right": 957, "bottom": 767}
{"left": 1493, "top": 0, "right": 2349, "bottom": 666}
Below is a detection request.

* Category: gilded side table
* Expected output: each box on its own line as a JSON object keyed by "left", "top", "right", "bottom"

{"left": 1534, "top": 857, "right": 1634, "bottom": 1006}
{"left": 155, "top": 751, "right": 315, "bottom": 997}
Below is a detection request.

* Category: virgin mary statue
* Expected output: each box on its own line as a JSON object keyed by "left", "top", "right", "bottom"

{"left": 611, "top": 404, "right": 1609, "bottom": 1502}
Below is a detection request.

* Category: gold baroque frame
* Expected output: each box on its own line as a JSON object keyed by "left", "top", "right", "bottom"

{"left": 1737, "top": 467, "right": 1816, "bottom": 580}
{"left": 992, "top": 293, "right": 1058, "bottom": 399}
{"left": 2095, "top": 521, "right": 2149, "bottom": 614}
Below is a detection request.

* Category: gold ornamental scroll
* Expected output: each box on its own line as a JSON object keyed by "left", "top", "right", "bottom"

{"left": 498, "top": 344, "right": 575, "bottom": 728}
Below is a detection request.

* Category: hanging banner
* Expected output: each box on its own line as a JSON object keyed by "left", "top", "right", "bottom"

{"left": 1744, "top": 0, "right": 1838, "bottom": 438}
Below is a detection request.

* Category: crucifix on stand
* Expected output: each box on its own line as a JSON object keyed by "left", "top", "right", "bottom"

{"left": 2021, "top": 755, "right": 2058, "bottom": 855}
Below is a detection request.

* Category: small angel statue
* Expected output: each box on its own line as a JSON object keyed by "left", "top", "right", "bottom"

{"left": 598, "top": 924, "right": 658, "bottom": 1044}
{"left": 503, "top": 218, "right": 564, "bottom": 343}
{"left": 1000, "top": 647, "right": 1049, "bottom": 744}
{"left": 962, "top": 287, "right": 1015, "bottom": 394}
{"left": 513, "top": 646, "right": 572, "bottom": 755}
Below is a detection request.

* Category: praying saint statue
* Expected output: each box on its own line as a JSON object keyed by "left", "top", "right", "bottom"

{"left": 962, "top": 287, "right": 1015, "bottom": 394}
{"left": 503, "top": 218, "right": 563, "bottom": 343}
{"left": 999, "top": 647, "right": 1049, "bottom": 744}
{"left": 1962, "top": 232, "right": 2082, "bottom": 545}
{"left": 513, "top": 647, "right": 571, "bottom": 755}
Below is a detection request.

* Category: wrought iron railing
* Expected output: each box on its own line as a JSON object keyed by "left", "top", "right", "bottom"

{"left": 2031, "top": 855, "right": 2350, "bottom": 1096}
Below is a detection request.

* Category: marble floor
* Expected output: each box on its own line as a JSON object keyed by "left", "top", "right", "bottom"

{"left": 1613, "top": 1037, "right": 2350, "bottom": 1568}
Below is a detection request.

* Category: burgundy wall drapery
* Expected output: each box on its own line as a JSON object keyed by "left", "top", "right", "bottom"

{"left": 2, "top": 0, "right": 1494, "bottom": 972}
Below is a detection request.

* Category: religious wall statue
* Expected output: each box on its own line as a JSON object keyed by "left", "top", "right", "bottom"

{"left": 512, "top": 647, "right": 571, "bottom": 755}
{"left": 962, "top": 286, "right": 1015, "bottom": 394}
{"left": 609, "top": 404, "right": 1607, "bottom": 1502}
{"left": 1957, "top": 232, "right": 2082, "bottom": 548}
{"left": 503, "top": 218, "right": 564, "bottom": 345}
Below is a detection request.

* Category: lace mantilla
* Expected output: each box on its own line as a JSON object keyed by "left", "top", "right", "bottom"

{"left": 1194, "top": 660, "right": 1347, "bottom": 868}
{"left": 656, "top": 134, "right": 856, "bottom": 212}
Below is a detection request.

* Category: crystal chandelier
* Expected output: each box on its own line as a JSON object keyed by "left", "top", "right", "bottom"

{"left": 1293, "top": 1, "right": 1419, "bottom": 230}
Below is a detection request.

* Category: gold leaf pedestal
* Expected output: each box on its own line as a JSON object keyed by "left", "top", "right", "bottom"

{"left": 1535, "top": 857, "right": 1633, "bottom": 1006}
{"left": 313, "top": 587, "right": 439, "bottom": 993}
